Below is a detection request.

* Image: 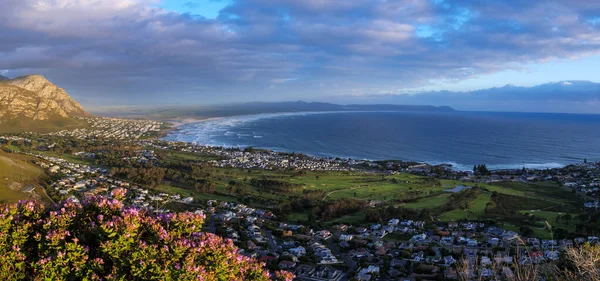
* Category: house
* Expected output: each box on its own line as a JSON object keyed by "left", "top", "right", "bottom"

{"left": 479, "top": 268, "right": 494, "bottom": 278}
{"left": 489, "top": 237, "right": 500, "bottom": 247}
{"left": 440, "top": 236, "right": 454, "bottom": 245}
{"left": 289, "top": 246, "right": 306, "bottom": 257}
{"left": 443, "top": 256, "right": 456, "bottom": 266}
{"left": 370, "top": 224, "right": 381, "bottom": 230}
{"left": 339, "top": 234, "right": 353, "bottom": 242}
{"left": 481, "top": 256, "right": 492, "bottom": 266}
{"left": 316, "top": 230, "right": 332, "bottom": 240}
{"left": 545, "top": 250, "right": 560, "bottom": 261}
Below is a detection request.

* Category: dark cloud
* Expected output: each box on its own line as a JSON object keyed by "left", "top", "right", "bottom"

{"left": 0, "top": 0, "right": 599, "bottom": 107}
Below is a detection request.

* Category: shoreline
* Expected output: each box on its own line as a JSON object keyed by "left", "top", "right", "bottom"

{"left": 159, "top": 112, "right": 580, "bottom": 173}
{"left": 166, "top": 117, "right": 224, "bottom": 128}
{"left": 160, "top": 132, "right": 570, "bottom": 172}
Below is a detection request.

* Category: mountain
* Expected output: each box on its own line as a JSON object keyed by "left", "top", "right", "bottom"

{"left": 149, "top": 101, "right": 455, "bottom": 119}
{"left": 0, "top": 75, "right": 90, "bottom": 121}
{"left": 0, "top": 75, "right": 90, "bottom": 132}
{"left": 0, "top": 75, "right": 8, "bottom": 82}
{"left": 352, "top": 80, "right": 600, "bottom": 113}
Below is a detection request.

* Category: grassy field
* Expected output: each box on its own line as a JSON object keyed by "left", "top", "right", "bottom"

{"left": 130, "top": 152, "right": 587, "bottom": 235}
{"left": 0, "top": 116, "right": 88, "bottom": 133}
{"left": 325, "top": 211, "right": 366, "bottom": 225}
{"left": 42, "top": 147, "right": 580, "bottom": 236}
{"left": 163, "top": 159, "right": 582, "bottom": 232}
{"left": 438, "top": 193, "right": 491, "bottom": 221}
{"left": 401, "top": 193, "right": 451, "bottom": 209}
{"left": 0, "top": 152, "right": 52, "bottom": 204}
{"left": 518, "top": 210, "right": 578, "bottom": 232}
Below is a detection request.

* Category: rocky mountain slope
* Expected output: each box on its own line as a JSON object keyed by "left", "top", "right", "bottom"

{"left": 0, "top": 75, "right": 90, "bottom": 122}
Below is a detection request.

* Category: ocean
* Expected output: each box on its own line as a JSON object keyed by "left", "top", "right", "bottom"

{"left": 164, "top": 111, "right": 600, "bottom": 171}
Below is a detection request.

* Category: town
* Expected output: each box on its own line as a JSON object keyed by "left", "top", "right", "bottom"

{"left": 2, "top": 117, "right": 600, "bottom": 281}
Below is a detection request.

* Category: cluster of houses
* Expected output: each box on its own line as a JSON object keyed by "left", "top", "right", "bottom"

{"left": 47, "top": 117, "right": 163, "bottom": 140}
{"left": 4, "top": 119, "right": 600, "bottom": 280}
{"left": 146, "top": 140, "right": 374, "bottom": 171}
{"left": 28, "top": 152, "right": 194, "bottom": 211}
{"left": 195, "top": 199, "right": 600, "bottom": 281}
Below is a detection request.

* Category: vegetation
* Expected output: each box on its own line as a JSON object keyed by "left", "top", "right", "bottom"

{"left": 0, "top": 135, "right": 592, "bottom": 238}
{"left": 0, "top": 192, "right": 293, "bottom": 281}
{"left": 0, "top": 117, "right": 88, "bottom": 133}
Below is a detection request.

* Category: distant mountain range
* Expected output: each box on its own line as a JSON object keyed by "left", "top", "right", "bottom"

{"left": 353, "top": 81, "right": 600, "bottom": 113}
{"left": 0, "top": 75, "right": 90, "bottom": 132}
{"left": 148, "top": 101, "right": 455, "bottom": 119}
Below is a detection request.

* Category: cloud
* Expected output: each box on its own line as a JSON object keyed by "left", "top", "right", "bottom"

{"left": 0, "top": 0, "right": 599, "bottom": 106}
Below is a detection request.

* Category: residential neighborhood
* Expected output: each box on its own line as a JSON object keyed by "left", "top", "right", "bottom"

{"left": 2, "top": 118, "right": 600, "bottom": 280}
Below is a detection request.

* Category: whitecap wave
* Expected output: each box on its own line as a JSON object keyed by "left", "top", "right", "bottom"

{"left": 165, "top": 111, "right": 370, "bottom": 146}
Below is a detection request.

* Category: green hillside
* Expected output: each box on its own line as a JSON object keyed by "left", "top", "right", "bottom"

{"left": 0, "top": 152, "right": 51, "bottom": 203}
{"left": 0, "top": 115, "right": 88, "bottom": 133}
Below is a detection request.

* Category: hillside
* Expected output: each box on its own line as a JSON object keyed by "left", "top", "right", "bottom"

{"left": 0, "top": 75, "right": 91, "bottom": 132}
{"left": 0, "top": 151, "right": 51, "bottom": 203}
{"left": 0, "top": 75, "right": 8, "bottom": 82}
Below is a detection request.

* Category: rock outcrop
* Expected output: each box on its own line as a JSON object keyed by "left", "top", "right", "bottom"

{"left": 0, "top": 75, "right": 90, "bottom": 122}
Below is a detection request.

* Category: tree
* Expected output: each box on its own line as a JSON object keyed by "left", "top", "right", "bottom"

{"left": 520, "top": 226, "right": 534, "bottom": 237}
{"left": 563, "top": 213, "right": 573, "bottom": 225}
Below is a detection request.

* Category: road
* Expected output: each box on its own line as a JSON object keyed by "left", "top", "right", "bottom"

{"left": 326, "top": 237, "right": 357, "bottom": 274}
{"left": 208, "top": 215, "right": 216, "bottom": 234}
{"left": 265, "top": 230, "right": 280, "bottom": 253}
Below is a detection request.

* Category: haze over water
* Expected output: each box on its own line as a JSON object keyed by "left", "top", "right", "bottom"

{"left": 166, "top": 111, "right": 600, "bottom": 171}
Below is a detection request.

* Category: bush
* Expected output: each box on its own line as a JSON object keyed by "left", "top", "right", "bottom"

{"left": 0, "top": 190, "right": 293, "bottom": 281}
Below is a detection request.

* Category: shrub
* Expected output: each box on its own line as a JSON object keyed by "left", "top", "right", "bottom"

{"left": 0, "top": 191, "right": 293, "bottom": 281}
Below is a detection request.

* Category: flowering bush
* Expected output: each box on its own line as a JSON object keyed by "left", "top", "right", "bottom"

{"left": 0, "top": 194, "right": 293, "bottom": 281}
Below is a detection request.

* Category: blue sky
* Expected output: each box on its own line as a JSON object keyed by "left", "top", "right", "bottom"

{"left": 1, "top": 0, "right": 600, "bottom": 112}
{"left": 158, "top": 0, "right": 231, "bottom": 19}
{"left": 417, "top": 55, "right": 600, "bottom": 92}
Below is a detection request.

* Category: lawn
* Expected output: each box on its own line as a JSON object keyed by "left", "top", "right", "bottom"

{"left": 402, "top": 193, "right": 451, "bottom": 209}
{"left": 469, "top": 193, "right": 492, "bottom": 216}
{"left": 518, "top": 210, "right": 578, "bottom": 232}
{"left": 486, "top": 181, "right": 581, "bottom": 208}
{"left": 156, "top": 149, "right": 222, "bottom": 162}
{"left": 325, "top": 211, "right": 365, "bottom": 225}
{"left": 287, "top": 211, "right": 310, "bottom": 222}
{"left": 155, "top": 184, "right": 238, "bottom": 203}
{"left": 438, "top": 209, "right": 470, "bottom": 221}
{"left": 438, "top": 193, "right": 491, "bottom": 221}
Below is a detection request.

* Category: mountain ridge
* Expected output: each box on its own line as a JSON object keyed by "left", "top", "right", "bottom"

{"left": 148, "top": 101, "right": 455, "bottom": 119}
{"left": 0, "top": 74, "right": 90, "bottom": 122}
{"left": 349, "top": 80, "right": 600, "bottom": 113}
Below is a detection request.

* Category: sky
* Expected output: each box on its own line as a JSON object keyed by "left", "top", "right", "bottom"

{"left": 1, "top": 0, "right": 600, "bottom": 111}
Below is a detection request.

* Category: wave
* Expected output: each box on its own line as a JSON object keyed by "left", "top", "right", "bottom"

{"left": 165, "top": 111, "right": 372, "bottom": 146}
{"left": 163, "top": 111, "right": 593, "bottom": 171}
